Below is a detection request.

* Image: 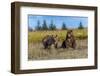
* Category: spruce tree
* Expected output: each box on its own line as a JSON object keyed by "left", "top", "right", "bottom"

{"left": 35, "top": 20, "right": 41, "bottom": 30}
{"left": 49, "top": 20, "right": 56, "bottom": 30}
{"left": 42, "top": 20, "right": 48, "bottom": 30}
{"left": 78, "top": 22, "right": 84, "bottom": 29}
{"left": 62, "top": 22, "right": 67, "bottom": 30}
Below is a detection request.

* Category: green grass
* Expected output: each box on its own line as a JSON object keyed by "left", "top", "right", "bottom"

{"left": 28, "top": 29, "right": 87, "bottom": 43}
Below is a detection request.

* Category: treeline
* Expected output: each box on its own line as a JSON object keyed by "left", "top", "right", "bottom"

{"left": 29, "top": 20, "right": 85, "bottom": 31}
{"left": 35, "top": 20, "right": 68, "bottom": 31}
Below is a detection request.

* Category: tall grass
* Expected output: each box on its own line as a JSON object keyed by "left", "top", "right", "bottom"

{"left": 28, "top": 29, "right": 87, "bottom": 43}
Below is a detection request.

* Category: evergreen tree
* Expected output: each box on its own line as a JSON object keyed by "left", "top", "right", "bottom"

{"left": 42, "top": 20, "right": 48, "bottom": 30}
{"left": 35, "top": 20, "right": 41, "bottom": 30}
{"left": 78, "top": 22, "right": 84, "bottom": 29}
{"left": 49, "top": 20, "right": 56, "bottom": 30}
{"left": 62, "top": 22, "right": 67, "bottom": 30}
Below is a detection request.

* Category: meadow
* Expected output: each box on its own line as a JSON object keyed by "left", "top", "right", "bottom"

{"left": 28, "top": 29, "right": 87, "bottom": 43}
{"left": 28, "top": 29, "right": 88, "bottom": 60}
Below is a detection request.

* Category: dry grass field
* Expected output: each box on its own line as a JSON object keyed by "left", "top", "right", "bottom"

{"left": 28, "top": 39, "right": 88, "bottom": 60}
{"left": 28, "top": 29, "right": 88, "bottom": 60}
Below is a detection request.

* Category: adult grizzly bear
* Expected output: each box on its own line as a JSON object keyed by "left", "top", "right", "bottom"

{"left": 42, "top": 35, "right": 58, "bottom": 49}
{"left": 61, "top": 30, "right": 76, "bottom": 49}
